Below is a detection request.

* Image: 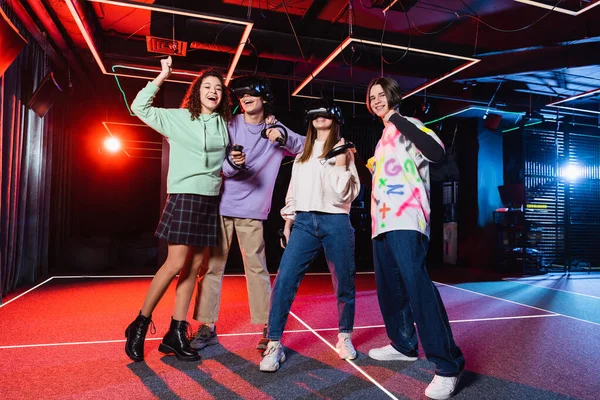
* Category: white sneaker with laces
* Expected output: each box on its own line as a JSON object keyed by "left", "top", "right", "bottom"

{"left": 259, "top": 341, "right": 286, "bottom": 372}
{"left": 368, "top": 345, "right": 418, "bottom": 361}
{"left": 424, "top": 374, "right": 461, "bottom": 400}
{"left": 336, "top": 333, "right": 357, "bottom": 360}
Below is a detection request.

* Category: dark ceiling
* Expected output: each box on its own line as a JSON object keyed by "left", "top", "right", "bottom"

{"left": 11, "top": 0, "right": 600, "bottom": 120}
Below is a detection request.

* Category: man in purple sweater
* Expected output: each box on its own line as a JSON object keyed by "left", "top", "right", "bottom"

{"left": 191, "top": 76, "right": 305, "bottom": 350}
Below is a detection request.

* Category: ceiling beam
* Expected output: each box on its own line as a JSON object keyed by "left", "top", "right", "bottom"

{"left": 26, "top": 0, "right": 92, "bottom": 89}
{"left": 6, "top": 0, "right": 66, "bottom": 70}
{"left": 457, "top": 40, "right": 600, "bottom": 81}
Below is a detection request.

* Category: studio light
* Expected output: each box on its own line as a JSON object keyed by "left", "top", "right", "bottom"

{"left": 104, "top": 137, "right": 121, "bottom": 153}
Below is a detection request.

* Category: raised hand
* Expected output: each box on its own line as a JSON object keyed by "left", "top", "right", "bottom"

{"left": 160, "top": 56, "right": 173, "bottom": 78}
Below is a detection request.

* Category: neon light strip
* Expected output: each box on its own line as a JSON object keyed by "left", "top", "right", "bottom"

{"left": 89, "top": 0, "right": 252, "bottom": 24}
{"left": 66, "top": 0, "right": 252, "bottom": 85}
{"left": 545, "top": 87, "right": 600, "bottom": 115}
{"left": 424, "top": 106, "right": 525, "bottom": 126}
{"left": 382, "top": 0, "right": 399, "bottom": 14}
{"left": 502, "top": 120, "right": 543, "bottom": 133}
{"left": 292, "top": 37, "right": 353, "bottom": 98}
{"left": 64, "top": 0, "right": 106, "bottom": 73}
{"left": 291, "top": 36, "right": 480, "bottom": 101}
{"left": 514, "top": 0, "right": 600, "bottom": 16}
{"left": 294, "top": 94, "right": 365, "bottom": 105}
{"left": 353, "top": 38, "right": 479, "bottom": 62}
{"left": 549, "top": 105, "right": 600, "bottom": 115}
{"left": 112, "top": 64, "right": 199, "bottom": 77}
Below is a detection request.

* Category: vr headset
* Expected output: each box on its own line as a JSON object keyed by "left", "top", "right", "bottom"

{"left": 304, "top": 98, "right": 344, "bottom": 126}
{"left": 229, "top": 76, "right": 273, "bottom": 102}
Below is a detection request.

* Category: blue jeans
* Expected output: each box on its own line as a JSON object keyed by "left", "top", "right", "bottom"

{"left": 268, "top": 212, "right": 356, "bottom": 340}
{"left": 373, "top": 230, "right": 465, "bottom": 377}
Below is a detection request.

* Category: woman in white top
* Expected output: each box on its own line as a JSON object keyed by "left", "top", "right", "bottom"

{"left": 260, "top": 99, "right": 361, "bottom": 372}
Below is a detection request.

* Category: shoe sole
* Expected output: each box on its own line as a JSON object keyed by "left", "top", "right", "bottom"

{"left": 158, "top": 343, "right": 202, "bottom": 362}
{"left": 189, "top": 336, "right": 218, "bottom": 350}
{"left": 339, "top": 351, "right": 358, "bottom": 360}
{"left": 336, "top": 346, "right": 358, "bottom": 360}
{"left": 259, "top": 353, "right": 286, "bottom": 372}
{"left": 124, "top": 328, "right": 144, "bottom": 362}
{"left": 368, "top": 351, "right": 418, "bottom": 362}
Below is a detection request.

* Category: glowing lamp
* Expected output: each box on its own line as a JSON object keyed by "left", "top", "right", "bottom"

{"left": 104, "top": 137, "right": 121, "bottom": 153}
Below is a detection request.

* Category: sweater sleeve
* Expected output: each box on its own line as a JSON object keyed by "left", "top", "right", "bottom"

{"left": 131, "top": 82, "right": 179, "bottom": 139}
{"left": 327, "top": 163, "right": 361, "bottom": 205}
{"left": 280, "top": 160, "right": 298, "bottom": 221}
{"left": 279, "top": 124, "right": 306, "bottom": 157}
{"left": 388, "top": 113, "right": 445, "bottom": 163}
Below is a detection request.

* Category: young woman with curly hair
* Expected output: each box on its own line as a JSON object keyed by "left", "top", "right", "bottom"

{"left": 124, "top": 56, "right": 239, "bottom": 362}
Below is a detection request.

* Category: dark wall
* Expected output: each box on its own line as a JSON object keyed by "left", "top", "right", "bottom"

{"left": 57, "top": 75, "right": 164, "bottom": 273}
{"left": 428, "top": 118, "right": 481, "bottom": 269}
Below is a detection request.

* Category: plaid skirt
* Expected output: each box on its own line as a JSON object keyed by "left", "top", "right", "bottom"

{"left": 155, "top": 194, "right": 219, "bottom": 247}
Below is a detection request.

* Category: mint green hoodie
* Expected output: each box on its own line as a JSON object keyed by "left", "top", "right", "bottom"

{"left": 131, "top": 82, "right": 229, "bottom": 196}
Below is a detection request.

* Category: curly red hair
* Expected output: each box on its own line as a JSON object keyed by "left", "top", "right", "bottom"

{"left": 181, "top": 69, "right": 233, "bottom": 122}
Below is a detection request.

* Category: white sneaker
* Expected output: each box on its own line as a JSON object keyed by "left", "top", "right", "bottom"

{"left": 259, "top": 341, "right": 286, "bottom": 372}
{"left": 424, "top": 374, "right": 461, "bottom": 400}
{"left": 336, "top": 333, "right": 357, "bottom": 360}
{"left": 368, "top": 345, "right": 418, "bottom": 361}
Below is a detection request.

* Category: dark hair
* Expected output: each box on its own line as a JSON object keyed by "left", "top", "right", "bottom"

{"left": 366, "top": 76, "right": 402, "bottom": 116}
{"left": 181, "top": 69, "right": 232, "bottom": 121}
{"left": 297, "top": 118, "right": 341, "bottom": 164}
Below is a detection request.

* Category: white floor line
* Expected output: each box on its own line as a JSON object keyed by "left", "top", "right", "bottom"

{"left": 500, "top": 279, "right": 600, "bottom": 300}
{"left": 0, "top": 277, "right": 54, "bottom": 309}
{"left": 435, "top": 281, "right": 600, "bottom": 327}
{"left": 290, "top": 311, "right": 399, "bottom": 400}
{"left": 0, "top": 314, "right": 563, "bottom": 350}
{"left": 449, "top": 314, "right": 559, "bottom": 323}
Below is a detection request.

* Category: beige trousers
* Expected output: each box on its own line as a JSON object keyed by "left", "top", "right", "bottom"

{"left": 193, "top": 216, "right": 271, "bottom": 325}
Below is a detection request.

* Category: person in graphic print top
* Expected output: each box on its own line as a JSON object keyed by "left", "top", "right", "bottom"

{"left": 124, "top": 56, "right": 239, "bottom": 363}
{"left": 259, "top": 99, "right": 360, "bottom": 373}
{"left": 366, "top": 77, "right": 465, "bottom": 400}
{"left": 189, "top": 75, "right": 305, "bottom": 352}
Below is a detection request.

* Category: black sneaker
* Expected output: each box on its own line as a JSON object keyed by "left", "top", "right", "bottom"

{"left": 257, "top": 325, "right": 269, "bottom": 351}
{"left": 190, "top": 324, "right": 218, "bottom": 350}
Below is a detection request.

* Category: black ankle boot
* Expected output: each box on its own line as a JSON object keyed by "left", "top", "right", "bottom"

{"left": 125, "top": 312, "right": 154, "bottom": 362}
{"left": 158, "top": 318, "right": 202, "bottom": 362}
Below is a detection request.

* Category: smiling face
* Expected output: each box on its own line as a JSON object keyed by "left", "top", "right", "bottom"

{"left": 369, "top": 84, "right": 390, "bottom": 118}
{"left": 239, "top": 93, "right": 265, "bottom": 116}
{"left": 199, "top": 75, "right": 223, "bottom": 114}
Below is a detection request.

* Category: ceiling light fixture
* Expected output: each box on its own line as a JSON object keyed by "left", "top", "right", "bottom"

{"left": 514, "top": 0, "right": 600, "bottom": 16}
{"left": 291, "top": 36, "right": 480, "bottom": 103}
{"left": 547, "top": 87, "right": 600, "bottom": 115}
{"left": 65, "top": 0, "right": 253, "bottom": 85}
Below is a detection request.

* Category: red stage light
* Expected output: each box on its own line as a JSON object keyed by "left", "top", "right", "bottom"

{"left": 103, "top": 137, "right": 121, "bottom": 153}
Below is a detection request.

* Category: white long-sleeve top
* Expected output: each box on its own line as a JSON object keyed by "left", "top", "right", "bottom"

{"left": 281, "top": 140, "right": 361, "bottom": 220}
